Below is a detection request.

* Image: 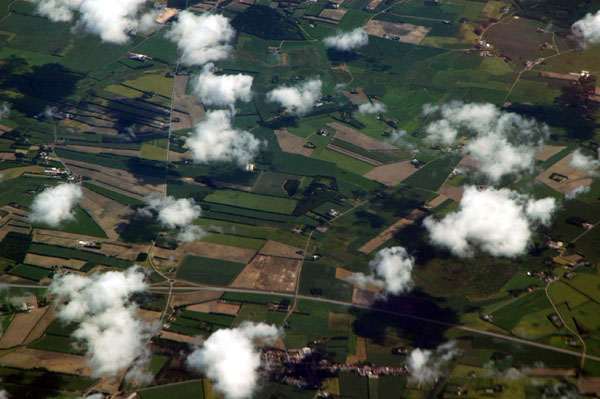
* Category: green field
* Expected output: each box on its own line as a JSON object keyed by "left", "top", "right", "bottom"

{"left": 203, "top": 190, "right": 298, "bottom": 214}
{"left": 82, "top": 182, "right": 145, "bottom": 206}
{"left": 138, "top": 380, "right": 205, "bottom": 399}
{"left": 176, "top": 255, "right": 247, "bottom": 286}
{"left": 8, "top": 264, "right": 49, "bottom": 281}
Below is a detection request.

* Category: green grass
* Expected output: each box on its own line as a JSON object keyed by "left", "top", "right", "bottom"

{"left": 312, "top": 147, "right": 375, "bottom": 175}
{"left": 28, "top": 334, "right": 84, "bottom": 355}
{"left": 176, "top": 255, "right": 246, "bottom": 286}
{"left": 299, "top": 262, "right": 354, "bottom": 302}
{"left": 138, "top": 380, "right": 205, "bottom": 399}
{"left": 204, "top": 190, "right": 298, "bottom": 214}
{"left": 8, "top": 264, "right": 49, "bottom": 281}
{"left": 82, "top": 182, "right": 144, "bottom": 206}
{"left": 337, "top": 10, "right": 371, "bottom": 30}
{"left": 140, "top": 139, "right": 168, "bottom": 161}
{"left": 234, "top": 303, "right": 269, "bottom": 326}
{"left": 490, "top": 290, "right": 553, "bottom": 332}
{"left": 401, "top": 153, "right": 462, "bottom": 192}
{"left": 33, "top": 205, "right": 108, "bottom": 239}
{"left": 0, "top": 366, "right": 97, "bottom": 393}
{"left": 548, "top": 281, "right": 589, "bottom": 309}
{"left": 123, "top": 74, "right": 174, "bottom": 98}
{"left": 252, "top": 171, "right": 297, "bottom": 197}
{"left": 201, "top": 232, "right": 266, "bottom": 250}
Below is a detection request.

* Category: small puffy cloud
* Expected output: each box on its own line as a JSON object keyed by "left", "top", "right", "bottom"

{"left": 192, "top": 63, "right": 254, "bottom": 109}
{"left": 77, "top": 394, "right": 104, "bottom": 399}
{"left": 423, "top": 186, "right": 557, "bottom": 258}
{"left": 188, "top": 322, "right": 281, "bottom": 399}
{"left": 34, "top": 0, "right": 147, "bottom": 44}
{"left": 569, "top": 149, "right": 600, "bottom": 176}
{"left": 29, "top": 184, "right": 83, "bottom": 227}
{"left": 0, "top": 390, "right": 8, "bottom": 399}
{"left": 177, "top": 225, "right": 206, "bottom": 242}
{"left": 408, "top": 341, "right": 459, "bottom": 385}
{"left": 49, "top": 267, "right": 154, "bottom": 379}
{"left": 386, "top": 129, "right": 414, "bottom": 149}
{"left": 323, "top": 28, "right": 368, "bottom": 51}
{"left": 423, "top": 101, "right": 548, "bottom": 183}
{"left": 266, "top": 78, "right": 322, "bottom": 116}
{"left": 166, "top": 11, "right": 235, "bottom": 66}
{"left": 572, "top": 11, "right": 600, "bottom": 44}
{"left": 186, "top": 110, "right": 261, "bottom": 166}
{"left": 566, "top": 185, "right": 591, "bottom": 199}
{"left": 0, "top": 103, "right": 10, "bottom": 120}
{"left": 147, "top": 195, "right": 201, "bottom": 229}
{"left": 350, "top": 247, "right": 414, "bottom": 295}
{"left": 357, "top": 101, "right": 386, "bottom": 115}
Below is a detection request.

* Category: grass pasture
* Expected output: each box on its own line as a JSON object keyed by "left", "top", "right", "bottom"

{"left": 122, "top": 73, "right": 173, "bottom": 98}
{"left": 82, "top": 182, "right": 144, "bottom": 206}
{"left": 490, "top": 290, "right": 552, "bottom": 332}
{"left": 138, "top": 380, "right": 205, "bottom": 399}
{"left": 176, "top": 255, "right": 246, "bottom": 286}
{"left": 203, "top": 190, "right": 298, "bottom": 214}
{"left": 7, "top": 264, "right": 49, "bottom": 281}
{"left": 252, "top": 171, "right": 297, "bottom": 197}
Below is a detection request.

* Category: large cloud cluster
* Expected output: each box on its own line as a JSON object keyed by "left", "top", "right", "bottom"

{"left": 569, "top": 149, "right": 600, "bottom": 176}
{"left": 188, "top": 322, "right": 281, "bottom": 399}
{"left": 350, "top": 246, "right": 414, "bottom": 295}
{"left": 166, "top": 11, "right": 235, "bottom": 66}
{"left": 423, "top": 186, "right": 557, "bottom": 258}
{"left": 408, "top": 341, "right": 459, "bottom": 384}
{"left": 146, "top": 195, "right": 204, "bottom": 242}
{"left": 33, "top": 0, "right": 148, "bottom": 44}
{"left": 192, "top": 63, "right": 254, "bottom": 109}
{"left": 49, "top": 267, "right": 154, "bottom": 379}
{"left": 423, "top": 101, "right": 548, "bottom": 183}
{"left": 186, "top": 110, "right": 261, "bottom": 167}
{"left": 29, "top": 184, "right": 83, "bottom": 227}
{"left": 267, "top": 78, "right": 322, "bottom": 116}
{"left": 573, "top": 10, "right": 600, "bottom": 44}
{"left": 323, "top": 28, "right": 368, "bottom": 51}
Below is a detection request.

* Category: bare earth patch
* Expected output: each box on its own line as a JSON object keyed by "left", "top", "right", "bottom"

{"left": 79, "top": 187, "right": 132, "bottom": 240}
{"left": 363, "top": 20, "right": 430, "bottom": 44}
{"left": 0, "top": 307, "right": 47, "bottom": 348}
{"left": 231, "top": 255, "right": 301, "bottom": 292}
{"left": 341, "top": 88, "right": 369, "bottom": 105}
{"left": 159, "top": 331, "right": 204, "bottom": 345}
{"left": 0, "top": 347, "right": 91, "bottom": 376}
{"left": 437, "top": 184, "right": 463, "bottom": 202}
{"left": 534, "top": 145, "right": 567, "bottom": 161}
{"left": 427, "top": 194, "right": 448, "bottom": 208}
{"left": 536, "top": 152, "right": 592, "bottom": 194}
{"left": 187, "top": 300, "right": 240, "bottom": 316}
{"left": 169, "top": 291, "right": 223, "bottom": 308}
{"left": 274, "top": 129, "right": 314, "bottom": 156}
{"left": 23, "top": 306, "right": 56, "bottom": 345}
{"left": 364, "top": 160, "right": 419, "bottom": 186}
{"left": 327, "top": 122, "right": 396, "bottom": 151}
{"left": 259, "top": 240, "right": 303, "bottom": 259}
{"left": 153, "top": 242, "right": 256, "bottom": 267}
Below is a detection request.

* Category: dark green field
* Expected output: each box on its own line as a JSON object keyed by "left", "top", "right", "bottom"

{"left": 176, "top": 255, "right": 246, "bottom": 286}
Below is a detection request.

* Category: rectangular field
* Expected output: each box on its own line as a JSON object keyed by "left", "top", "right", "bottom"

{"left": 203, "top": 190, "right": 298, "bottom": 214}
{"left": 176, "top": 255, "right": 246, "bottom": 286}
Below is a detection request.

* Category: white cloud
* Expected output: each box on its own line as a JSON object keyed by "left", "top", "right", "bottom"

{"left": 147, "top": 195, "right": 201, "bottom": 229}
{"left": 186, "top": 110, "right": 261, "bottom": 166}
{"left": 266, "top": 78, "right": 322, "bottom": 116}
{"left": 423, "top": 186, "right": 557, "bottom": 258}
{"left": 49, "top": 266, "right": 155, "bottom": 379}
{"left": 0, "top": 389, "right": 8, "bottom": 399}
{"left": 408, "top": 341, "right": 459, "bottom": 385}
{"left": 177, "top": 225, "right": 206, "bottom": 242}
{"left": 573, "top": 11, "right": 600, "bottom": 44}
{"left": 566, "top": 185, "right": 591, "bottom": 199}
{"left": 357, "top": 101, "right": 386, "bottom": 115}
{"left": 188, "top": 322, "right": 281, "bottom": 399}
{"left": 323, "top": 28, "right": 368, "bottom": 51}
{"left": 423, "top": 101, "right": 548, "bottom": 183}
{"left": 386, "top": 129, "right": 414, "bottom": 149}
{"left": 29, "top": 184, "right": 83, "bottom": 227}
{"left": 34, "top": 0, "right": 148, "bottom": 44}
{"left": 77, "top": 393, "right": 105, "bottom": 399}
{"left": 192, "top": 63, "right": 254, "bottom": 109}
{"left": 0, "top": 103, "right": 10, "bottom": 120}
{"left": 350, "top": 246, "right": 414, "bottom": 295}
{"left": 569, "top": 149, "right": 600, "bottom": 176}
{"left": 166, "top": 11, "right": 235, "bottom": 66}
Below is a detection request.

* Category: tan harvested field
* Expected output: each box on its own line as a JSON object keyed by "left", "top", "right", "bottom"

{"left": 169, "top": 291, "right": 223, "bottom": 308}
{"left": 62, "top": 158, "right": 165, "bottom": 198}
{"left": 437, "top": 184, "right": 463, "bottom": 201}
{"left": 23, "top": 306, "right": 55, "bottom": 345}
{"left": 63, "top": 145, "right": 140, "bottom": 157}
{"left": 366, "top": 0, "right": 382, "bottom": 9}
{"left": 579, "top": 378, "right": 600, "bottom": 395}
{"left": 168, "top": 149, "right": 193, "bottom": 162}
{"left": 231, "top": 255, "right": 301, "bottom": 292}
{"left": 319, "top": 8, "right": 347, "bottom": 21}
{"left": 0, "top": 165, "right": 43, "bottom": 180}
{"left": 259, "top": 240, "right": 303, "bottom": 259}
{"left": 534, "top": 145, "right": 566, "bottom": 161}
{"left": 159, "top": 330, "right": 204, "bottom": 345}
{"left": 363, "top": 20, "right": 430, "bottom": 44}
{"left": 358, "top": 209, "right": 425, "bottom": 254}
{"left": 80, "top": 187, "right": 132, "bottom": 240}
{"left": 274, "top": 129, "right": 314, "bottom": 156}
{"left": 539, "top": 71, "right": 580, "bottom": 82}
{"left": 457, "top": 154, "right": 478, "bottom": 169}
{"left": 137, "top": 309, "right": 163, "bottom": 324}
{"left": 346, "top": 336, "right": 367, "bottom": 363}
{"left": 0, "top": 307, "right": 47, "bottom": 348}
{"left": 0, "top": 152, "right": 15, "bottom": 160}
{"left": 171, "top": 110, "right": 193, "bottom": 131}
{"left": 427, "top": 194, "right": 448, "bottom": 208}
{"left": 95, "top": 372, "right": 126, "bottom": 394}
{"left": 0, "top": 347, "right": 91, "bottom": 375}
{"left": 81, "top": 125, "right": 119, "bottom": 136}
{"left": 187, "top": 300, "right": 240, "bottom": 316}
{"left": 328, "top": 312, "right": 350, "bottom": 330}
{"left": 24, "top": 253, "right": 86, "bottom": 270}
{"left": 536, "top": 152, "right": 593, "bottom": 194}
{"left": 525, "top": 368, "right": 576, "bottom": 377}
{"left": 154, "top": 241, "right": 256, "bottom": 266}
{"left": 327, "top": 144, "right": 382, "bottom": 166}
{"left": 352, "top": 287, "right": 380, "bottom": 306}
{"left": 327, "top": 122, "right": 396, "bottom": 151}
{"left": 173, "top": 75, "right": 206, "bottom": 126}
{"left": 341, "top": 88, "right": 369, "bottom": 105}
